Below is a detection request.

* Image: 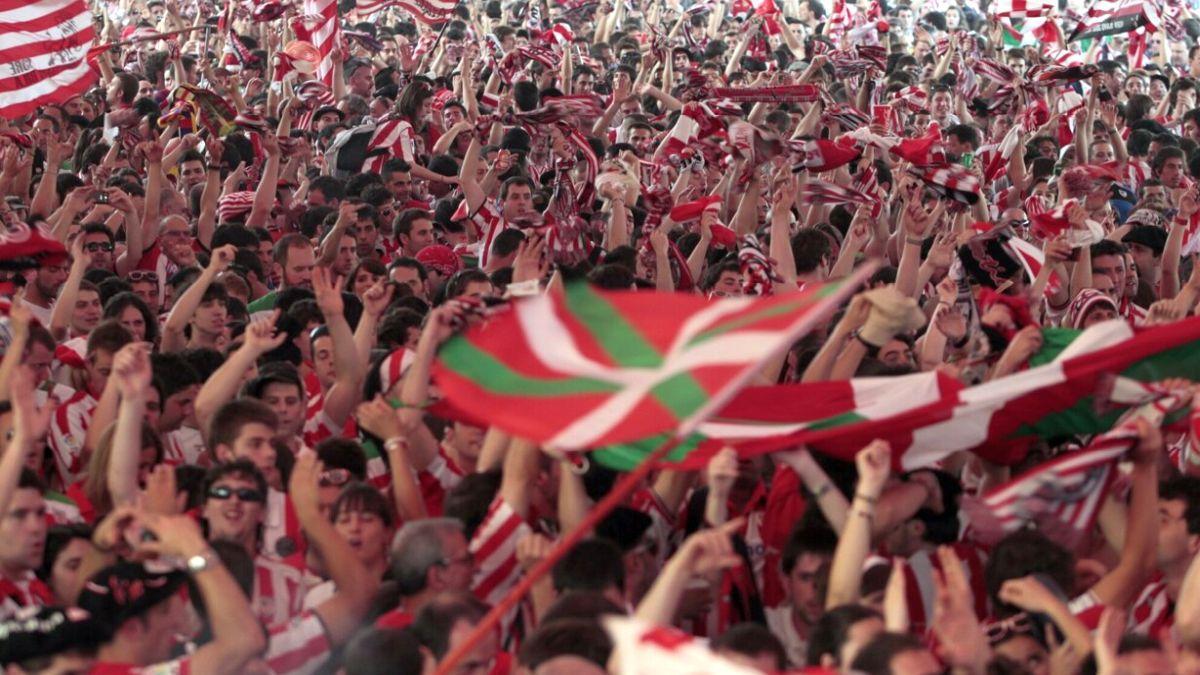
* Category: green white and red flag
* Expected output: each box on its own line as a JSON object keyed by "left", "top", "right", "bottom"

{"left": 431, "top": 267, "right": 874, "bottom": 451}
{"left": 593, "top": 317, "right": 1200, "bottom": 471}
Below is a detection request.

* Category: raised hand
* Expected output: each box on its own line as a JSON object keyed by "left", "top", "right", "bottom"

{"left": 311, "top": 265, "right": 346, "bottom": 319}
{"left": 675, "top": 518, "right": 745, "bottom": 576}
{"left": 854, "top": 440, "right": 891, "bottom": 497}
{"left": 111, "top": 342, "right": 153, "bottom": 399}
{"left": 10, "top": 366, "right": 53, "bottom": 442}
{"left": 362, "top": 280, "right": 394, "bottom": 318}
{"left": 706, "top": 447, "right": 738, "bottom": 498}
{"left": 207, "top": 244, "right": 237, "bottom": 274}
{"left": 355, "top": 396, "right": 405, "bottom": 440}
{"left": 242, "top": 309, "right": 288, "bottom": 355}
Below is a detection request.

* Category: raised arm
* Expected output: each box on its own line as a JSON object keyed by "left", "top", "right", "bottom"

{"left": 0, "top": 369, "right": 54, "bottom": 518}
{"left": 137, "top": 513, "right": 267, "bottom": 674}
{"left": 311, "top": 266, "right": 365, "bottom": 429}
{"left": 107, "top": 343, "right": 153, "bottom": 507}
{"left": 291, "top": 452, "right": 380, "bottom": 646}
{"left": 195, "top": 139, "right": 225, "bottom": 251}
{"left": 194, "top": 311, "right": 288, "bottom": 439}
{"left": 245, "top": 133, "right": 281, "bottom": 231}
{"left": 48, "top": 237, "right": 89, "bottom": 342}
{"left": 161, "top": 245, "right": 237, "bottom": 352}
{"left": 826, "top": 440, "right": 890, "bottom": 608}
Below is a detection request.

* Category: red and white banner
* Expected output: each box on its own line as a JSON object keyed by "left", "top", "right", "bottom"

{"left": 356, "top": 0, "right": 458, "bottom": 24}
{"left": 990, "top": 0, "right": 1048, "bottom": 19}
{"left": 297, "top": 0, "right": 339, "bottom": 87}
{"left": 0, "top": 0, "right": 96, "bottom": 119}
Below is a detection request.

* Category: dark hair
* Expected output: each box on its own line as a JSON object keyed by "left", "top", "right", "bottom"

{"left": 1160, "top": 476, "right": 1200, "bottom": 535}
{"left": 551, "top": 538, "right": 625, "bottom": 595}
{"left": 985, "top": 529, "right": 1075, "bottom": 618}
{"left": 149, "top": 352, "right": 202, "bottom": 401}
{"left": 490, "top": 228, "right": 526, "bottom": 260}
{"left": 443, "top": 470, "right": 502, "bottom": 539}
{"left": 587, "top": 263, "right": 636, "bottom": 290}
{"left": 330, "top": 481, "right": 395, "bottom": 529}
{"left": 38, "top": 523, "right": 94, "bottom": 585}
{"left": 1090, "top": 239, "right": 1128, "bottom": 259}
{"left": 309, "top": 176, "right": 346, "bottom": 204}
{"left": 203, "top": 459, "right": 268, "bottom": 501}
{"left": 314, "top": 438, "right": 368, "bottom": 481}
{"left": 394, "top": 209, "right": 432, "bottom": 242}
{"left": 410, "top": 593, "right": 489, "bottom": 659}
{"left": 342, "top": 628, "right": 426, "bottom": 675}
{"left": 1152, "top": 145, "right": 1186, "bottom": 174}
{"left": 712, "top": 623, "right": 787, "bottom": 671}
{"left": 443, "top": 269, "right": 491, "bottom": 300}
{"left": 518, "top": 618, "right": 613, "bottom": 670}
{"left": 86, "top": 320, "right": 134, "bottom": 357}
{"left": 102, "top": 292, "right": 158, "bottom": 344}
{"left": 541, "top": 590, "right": 625, "bottom": 624}
{"left": 808, "top": 604, "right": 883, "bottom": 666}
{"left": 782, "top": 524, "right": 838, "bottom": 575}
{"left": 849, "top": 632, "right": 929, "bottom": 675}
{"left": 208, "top": 399, "right": 278, "bottom": 453}
{"left": 791, "top": 228, "right": 832, "bottom": 274}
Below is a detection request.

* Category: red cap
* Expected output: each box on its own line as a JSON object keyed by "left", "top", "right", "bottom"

{"left": 669, "top": 195, "right": 722, "bottom": 223}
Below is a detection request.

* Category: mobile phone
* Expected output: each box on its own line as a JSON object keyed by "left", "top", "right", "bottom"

{"left": 95, "top": 191, "right": 109, "bottom": 204}
{"left": 960, "top": 152, "right": 974, "bottom": 169}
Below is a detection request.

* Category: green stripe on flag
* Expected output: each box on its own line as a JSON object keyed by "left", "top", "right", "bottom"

{"left": 593, "top": 432, "right": 706, "bottom": 470}
{"left": 561, "top": 282, "right": 724, "bottom": 419}
{"left": 649, "top": 372, "right": 712, "bottom": 418}
{"left": 439, "top": 338, "right": 622, "bottom": 396}
{"left": 804, "top": 410, "right": 869, "bottom": 431}
{"left": 563, "top": 284, "right": 662, "bottom": 368}
{"left": 1017, "top": 338, "right": 1200, "bottom": 439}
{"left": 686, "top": 287, "right": 834, "bottom": 346}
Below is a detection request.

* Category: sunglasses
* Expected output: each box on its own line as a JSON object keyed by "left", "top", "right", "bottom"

{"left": 319, "top": 468, "right": 351, "bottom": 487}
{"left": 84, "top": 242, "right": 114, "bottom": 252}
{"left": 207, "top": 485, "right": 265, "bottom": 503}
{"left": 1005, "top": 219, "right": 1029, "bottom": 228}
{"left": 128, "top": 270, "right": 158, "bottom": 283}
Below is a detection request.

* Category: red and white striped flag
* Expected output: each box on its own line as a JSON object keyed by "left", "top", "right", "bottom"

{"left": 295, "top": 0, "right": 339, "bottom": 87}
{"left": 800, "top": 179, "right": 875, "bottom": 206}
{"left": 0, "top": 0, "right": 96, "bottom": 120}
{"left": 357, "top": 0, "right": 457, "bottom": 24}
{"left": 961, "top": 391, "right": 1186, "bottom": 550}
{"left": 990, "top": 0, "right": 1048, "bottom": 19}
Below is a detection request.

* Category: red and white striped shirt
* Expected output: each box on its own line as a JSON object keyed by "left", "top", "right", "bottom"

{"left": 468, "top": 202, "right": 511, "bottom": 270}
{"left": 162, "top": 427, "right": 205, "bottom": 466}
{"left": 262, "top": 610, "right": 332, "bottom": 675}
{"left": 264, "top": 489, "right": 306, "bottom": 562}
{"left": 903, "top": 543, "right": 989, "bottom": 636}
{"left": 47, "top": 390, "right": 98, "bottom": 488}
{"left": 0, "top": 570, "right": 52, "bottom": 621}
{"left": 253, "top": 555, "right": 306, "bottom": 627}
{"left": 470, "top": 496, "right": 531, "bottom": 641}
{"left": 1128, "top": 576, "right": 1174, "bottom": 638}
{"left": 417, "top": 446, "right": 467, "bottom": 516}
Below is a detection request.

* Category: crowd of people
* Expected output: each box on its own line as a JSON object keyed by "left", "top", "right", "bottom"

{"left": 2, "top": 0, "right": 1200, "bottom": 672}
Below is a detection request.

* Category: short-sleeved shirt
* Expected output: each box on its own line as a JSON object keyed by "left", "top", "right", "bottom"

{"left": 47, "top": 390, "right": 98, "bottom": 487}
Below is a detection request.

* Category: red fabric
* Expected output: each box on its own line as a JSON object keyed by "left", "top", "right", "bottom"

{"left": 760, "top": 464, "right": 806, "bottom": 607}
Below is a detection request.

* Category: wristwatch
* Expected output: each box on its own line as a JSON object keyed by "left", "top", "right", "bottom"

{"left": 186, "top": 549, "right": 217, "bottom": 574}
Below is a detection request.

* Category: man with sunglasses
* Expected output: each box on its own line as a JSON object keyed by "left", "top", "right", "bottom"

{"left": 202, "top": 459, "right": 305, "bottom": 628}
{"left": 78, "top": 225, "right": 117, "bottom": 274}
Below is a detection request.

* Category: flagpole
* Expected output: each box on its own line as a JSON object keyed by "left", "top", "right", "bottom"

{"left": 433, "top": 434, "right": 684, "bottom": 675}
{"left": 415, "top": 6, "right": 458, "bottom": 74}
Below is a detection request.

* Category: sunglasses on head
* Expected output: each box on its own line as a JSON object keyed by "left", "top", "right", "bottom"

{"left": 128, "top": 270, "right": 158, "bottom": 283}
{"left": 207, "top": 485, "right": 265, "bottom": 503}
